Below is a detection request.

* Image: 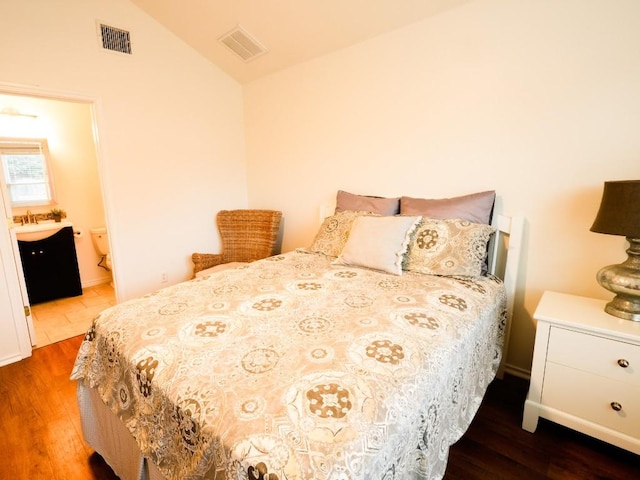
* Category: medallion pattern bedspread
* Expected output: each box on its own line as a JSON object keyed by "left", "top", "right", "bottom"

{"left": 71, "top": 250, "right": 507, "bottom": 480}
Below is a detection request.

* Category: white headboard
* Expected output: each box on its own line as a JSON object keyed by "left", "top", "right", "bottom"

{"left": 488, "top": 214, "right": 524, "bottom": 378}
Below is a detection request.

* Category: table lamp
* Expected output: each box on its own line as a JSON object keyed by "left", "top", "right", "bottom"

{"left": 590, "top": 180, "right": 640, "bottom": 321}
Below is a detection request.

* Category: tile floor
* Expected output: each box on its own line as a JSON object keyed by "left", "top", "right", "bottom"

{"left": 30, "top": 283, "right": 116, "bottom": 348}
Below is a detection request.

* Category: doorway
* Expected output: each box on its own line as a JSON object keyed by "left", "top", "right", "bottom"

{"left": 0, "top": 86, "right": 114, "bottom": 350}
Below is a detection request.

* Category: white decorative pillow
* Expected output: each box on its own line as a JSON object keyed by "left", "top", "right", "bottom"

{"left": 404, "top": 219, "right": 496, "bottom": 277}
{"left": 334, "top": 215, "right": 421, "bottom": 275}
{"left": 308, "top": 210, "right": 368, "bottom": 257}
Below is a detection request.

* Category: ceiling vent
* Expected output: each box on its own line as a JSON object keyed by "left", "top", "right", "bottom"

{"left": 219, "top": 26, "right": 267, "bottom": 62}
{"left": 97, "top": 22, "right": 132, "bottom": 55}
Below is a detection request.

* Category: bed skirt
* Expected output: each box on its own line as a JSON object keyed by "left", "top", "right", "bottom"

{"left": 78, "top": 381, "right": 166, "bottom": 480}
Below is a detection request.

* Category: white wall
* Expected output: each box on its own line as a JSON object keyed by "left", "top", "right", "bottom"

{"left": 3, "top": 0, "right": 638, "bottom": 374}
{"left": 244, "top": 0, "right": 640, "bottom": 374}
{"left": 1, "top": 0, "right": 248, "bottom": 301}
{"left": 44, "top": 99, "right": 110, "bottom": 287}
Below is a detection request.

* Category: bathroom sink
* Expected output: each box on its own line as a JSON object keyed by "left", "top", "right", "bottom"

{"left": 14, "top": 220, "right": 73, "bottom": 241}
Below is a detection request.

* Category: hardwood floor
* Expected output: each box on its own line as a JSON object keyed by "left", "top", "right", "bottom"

{"left": 0, "top": 336, "right": 637, "bottom": 479}
{"left": 0, "top": 335, "right": 115, "bottom": 479}
{"left": 445, "top": 376, "right": 638, "bottom": 480}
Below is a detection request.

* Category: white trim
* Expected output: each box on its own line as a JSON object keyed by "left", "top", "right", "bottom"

{"left": 0, "top": 353, "right": 25, "bottom": 368}
{"left": 0, "top": 82, "right": 118, "bottom": 363}
{"left": 81, "top": 277, "right": 113, "bottom": 289}
{"left": 0, "top": 81, "right": 99, "bottom": 103}
{"left": 0, "top": 173, "right": 33, "bottom": 358}
{"left": 0, "top": 137, "right": 57, "bottom": 208}
{"left": 504, "top": 363, "right": 531, "bottom": 380}
{"left": 491, "top": 213, "right": 525, "bottom": 379}
{"left": 0, "top": 82, "right": 119, "bottom": 300}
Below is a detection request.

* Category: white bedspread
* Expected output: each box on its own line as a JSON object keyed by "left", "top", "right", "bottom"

{"left": 71, "top": 250, "right": 506, "bottom": 480}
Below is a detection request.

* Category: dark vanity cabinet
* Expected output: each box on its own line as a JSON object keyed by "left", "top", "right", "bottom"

{"left": 18, "top": 226, "right": 82, "bottom": 304}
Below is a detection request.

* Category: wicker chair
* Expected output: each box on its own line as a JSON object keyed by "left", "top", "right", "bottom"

{"left": 192, "top": 209, "right": 283, "bottom": 278}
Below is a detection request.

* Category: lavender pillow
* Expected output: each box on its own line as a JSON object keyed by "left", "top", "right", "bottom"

{"left": 335, "top": 190, "right": 400, "bottom": 216}
{"left": 400, "top": 190, "right": 496, "bottom": 224}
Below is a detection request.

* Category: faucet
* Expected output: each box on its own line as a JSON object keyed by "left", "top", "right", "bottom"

{"left": 24, "top": 210, "right": 38, "bottom": 224}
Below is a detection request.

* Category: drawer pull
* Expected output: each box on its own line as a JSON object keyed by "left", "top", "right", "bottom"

{"left": 617, "top": 358, "right": 629, "bottom": 368}
{"left": 610, "top": 401, "right": 623, "bottom": 412}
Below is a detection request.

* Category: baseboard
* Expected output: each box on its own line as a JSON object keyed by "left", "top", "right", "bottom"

{"left": 81, "top": 277, "right": 112, "bottom": 288}
{"left": 0, "top": 352, "right": 28, "bottom": 368}
{"left": 504, "top": 363, "right": 531, "bottom": 380}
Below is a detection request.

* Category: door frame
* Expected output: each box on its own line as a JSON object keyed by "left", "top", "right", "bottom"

{"left": 0, "top": 81, "right": 114, "bottom": 359}
{"left": 0, "top": 177, "right": 32, "bottom": 365}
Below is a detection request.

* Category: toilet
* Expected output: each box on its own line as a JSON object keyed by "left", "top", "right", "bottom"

{"left": 90, "top": 227, "right": 112, "bottom": 271}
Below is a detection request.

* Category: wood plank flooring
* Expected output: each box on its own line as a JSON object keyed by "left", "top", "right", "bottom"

{"left": 444, "top": 374, "right": 638, "bottom": 480}
{"left": 0, "top": 335, "right": 637, "bottom": 479}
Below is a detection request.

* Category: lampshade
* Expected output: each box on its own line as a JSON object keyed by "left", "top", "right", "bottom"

{"left": 590, "top": 180, "right": 640, "bottom": 238}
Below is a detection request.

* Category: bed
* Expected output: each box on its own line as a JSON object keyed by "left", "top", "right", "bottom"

{"left": 71, "top": 191, "right": 524, "bottom": 480}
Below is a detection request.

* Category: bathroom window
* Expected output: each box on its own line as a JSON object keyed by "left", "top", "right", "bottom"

{"left": 0, "top": 138, "right": 56, "bottom": 207}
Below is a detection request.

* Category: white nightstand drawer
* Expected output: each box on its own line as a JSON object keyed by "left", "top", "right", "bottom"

{"left": 547, "top": 326, "right": 640, "bottom": 387}
{"left": 524, "top": 292, "right": 640, "bottom": 453}
{"left": 542, "top": 362, "right": 640, "bottom": 438}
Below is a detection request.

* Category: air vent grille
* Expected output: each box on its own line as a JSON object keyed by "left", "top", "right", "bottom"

{"left": 219, "top": 26, "right": 267, "bottom": 62}
{"left": 98, "top": 23, "right": 132, "bottom": 55}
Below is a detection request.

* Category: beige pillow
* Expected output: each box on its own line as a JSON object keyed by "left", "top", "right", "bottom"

{"left": 335, "top": 215, "right": 421, "bottom": 275}
{"left": 404, "top": 219, "right": 496, "bottom": 277}
{"left": 308, "top": 210, "right": 368, "bottom": 257}
{"left": 400, "top": 190, "right": 496, "bottom": 224}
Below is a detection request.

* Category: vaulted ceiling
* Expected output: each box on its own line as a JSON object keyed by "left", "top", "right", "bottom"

{"left": 131, "top": 0, "right": 473, "bottom": 83}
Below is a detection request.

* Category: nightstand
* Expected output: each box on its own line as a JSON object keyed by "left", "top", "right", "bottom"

{"left": 522, "top": 291, "right": 640, "bottom": 455}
